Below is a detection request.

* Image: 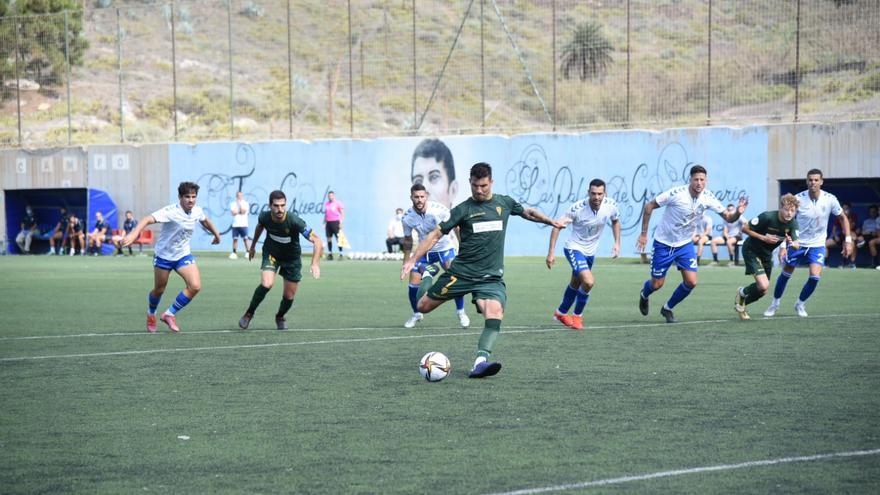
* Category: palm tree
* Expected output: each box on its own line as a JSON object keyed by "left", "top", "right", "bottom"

{"left": 560, "top": 21, "right": 614, "bottom": 82}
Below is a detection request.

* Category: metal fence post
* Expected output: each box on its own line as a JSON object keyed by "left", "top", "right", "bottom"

{"left": 552, "top": 0, "right": 557, "bottom": 131}
{"left": 347, "top": 0, "right": 354, "bottom": 135}
{"left": 227, "top": 0, "right": 235, "bottom": 138}
{"left": 626, "top": 0, "right": 630, "bottom": 125}
{"left": 171, "top": 0, "right": 179, "bottom": 140}
{"left": 64, "top": 11, "right": 72, "bottom": 145}
{"left": 794, "top": 0, "right": 801, "bottom": 122}
{"left": 116, "top": 8, "right": 124, "bottom": 142}
{"left": 480, "top": 0, "right": 485, "bottom": 133}
{"left": 14, "top": 18, "right": 22, "bottom": 146}
{"left": 287, "top": 0, "right": 293, "bottom": 139}
{"left": 412, "top": 0, "right": 417, "bottom": 134}
{"left": 706, "top": 0, "right": 712, "bottom": 125}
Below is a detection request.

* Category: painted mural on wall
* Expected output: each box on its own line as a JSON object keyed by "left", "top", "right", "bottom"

{"left": 169, "top": 126, "right": 767, "bottom": 256}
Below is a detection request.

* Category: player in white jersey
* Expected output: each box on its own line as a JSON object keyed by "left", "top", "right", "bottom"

{"left": 764, "top": 169, "right": 852, "bottom": 317}
{"left": 636, "top": 165, "right": 748, "bottom": 323}
{"left": 123, "top": 182, "right": 221, "bottom": 333}
{"left": 693, "top": 211, "right": 713, "bottom": 265}
{"left": 400, "top": 184, "right": 469, "bottom": 328}
{"left": 546, "top": 179, "right": 621, "bottom": 330}
{"left": 710, "top": 204, "right": 747, "bottom": 266}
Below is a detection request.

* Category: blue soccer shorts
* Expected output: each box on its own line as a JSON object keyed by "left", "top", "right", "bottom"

{"left": 414, "top": 248, "right": 456, "bottom": 273}
{"left": 153, "top": 253, "right": 196, "bottom": 272}
{"left": 650, "top": 240, "right": 697, "bottom": 279}
{"left": 563, "top": 248, "right": 595, "bottom": 274}
{"left": 784, "top": 246, "right": 825, "bottom": 267}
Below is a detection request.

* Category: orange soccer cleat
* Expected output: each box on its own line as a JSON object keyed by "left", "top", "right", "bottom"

{"left": 146, "top": 314, "right": 157, "bottom": 333}
{"left": 553, "top": 310, "right": 574, "bottom": 328}
{"left": 160, "top": 313, "right": 180, "bottom": 333}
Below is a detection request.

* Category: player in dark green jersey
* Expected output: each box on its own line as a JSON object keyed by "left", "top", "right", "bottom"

{"left": 734, "top": 194, "right": 800, "bottom": 320}
{"left": 401, "top": 162, "right": 565, "bottom": 378}
{"left": 238, "top": 190, "right": 323, "bottom": 330}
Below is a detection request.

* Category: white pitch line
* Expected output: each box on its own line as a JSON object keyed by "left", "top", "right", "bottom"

{"left": 485, "top": 448, "right": 880, "bottom": 495}
{"left": 0, "top": 312, "right": 873, "bottom": 342}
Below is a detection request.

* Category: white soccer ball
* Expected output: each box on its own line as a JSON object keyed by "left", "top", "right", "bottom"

{"left": 419, "top": 352, "right": 451, "bottom": 382}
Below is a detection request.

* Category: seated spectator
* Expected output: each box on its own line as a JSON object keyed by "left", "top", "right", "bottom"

{"left": 826, "top": 202, "right": 858, "bottom": 268}
{"left": 16, "top": 205, "right": 38, "bottom": 254}
{"left": 67, "top": 213, "right": 86, "bottom": 256}
{"left": 386, "top": 208, "right": 405, "bottom": 253}
{"left": 692, "top": 212, "right": 713, "bottom": 265}
{"left": 113, "top": 210, "right": 137, "bottom": 256}
{"left": 710, "top": 204, "right": 747, "bottom": 266}
{"left": 47, "top": 206, "right": 70, "bottom": 255}
{"left": 860, "top": 204, "right": 879, "bottom": 269}
{"left": 87, "top": 211, "right": 110, "bottom": 256}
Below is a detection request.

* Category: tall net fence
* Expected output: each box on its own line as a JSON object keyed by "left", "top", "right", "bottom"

{"left": 1, "top": 0, "right": 878, "bottom": 147}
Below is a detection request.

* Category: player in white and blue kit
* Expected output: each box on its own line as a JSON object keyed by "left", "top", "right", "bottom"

{"left": 764, "top": 169, "right": 852, "bottom": 317}
{"left": 636, "top": 165, "right": 748, "bottom": 323}
{"left": 400, "top": 183, "right": 469, "bottom": 329}
{"left": 546, "top": 179, "right": 621, "bottom": 330}
{"left": 123, "top": 182, "right": 221, "bottom": 333}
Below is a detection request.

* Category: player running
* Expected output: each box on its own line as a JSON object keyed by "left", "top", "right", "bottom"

{"left": 238, "top": 190, "right": 322, "bottom": 330}
{"left": 734, "top": 194, "right": 800, "bottom": 320}
{"left": 764, "top": 169, "right": 852, "bottom": 317}
{"left": 546, "top": 178, "right": 621, "bottom": 330}
{"left": 400, "top": 183, "right": 470, "bottom": 329}
{"left": 123, "top": 181, "right": 222, "bottom": 333}
{"left": 401, "top": 163, "right": 564, "bottom": 378}
{"left": 636, "top": 165, "right": 748, "bottom": 323}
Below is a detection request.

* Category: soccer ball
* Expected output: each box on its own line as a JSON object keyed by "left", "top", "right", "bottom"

{"left": 419, "top": 352, "right": 451, "bottom": 382}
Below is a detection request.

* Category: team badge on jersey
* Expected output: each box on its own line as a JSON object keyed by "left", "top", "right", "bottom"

{"left": 496, "top": 206, "right": 502, "bottom": 215}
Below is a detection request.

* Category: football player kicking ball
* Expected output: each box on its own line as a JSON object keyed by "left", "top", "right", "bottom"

{"left": 401, "top": 163, "right": 564, "bottom": 378}
{"left": 546, "top": 178, "right": 621, "bottom": 330}
{"left": 238, "top": 190, "right": 322, "bottom": 330}
{"left": 734, "top": 194, "right": 800, "bottom": 320}
{"left": 401, "top": 183, "right": 470, "bottom": 329}
{"left": 123, "top": 181, "right": 222, "bottom": 333}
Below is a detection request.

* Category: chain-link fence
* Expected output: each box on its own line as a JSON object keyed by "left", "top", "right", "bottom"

{"left": 1, "top": 0, "right": 878, "bottom": 147}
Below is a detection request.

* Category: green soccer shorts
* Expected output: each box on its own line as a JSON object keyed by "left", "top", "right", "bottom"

{"left": 261, "top": 251, "right": 302, "bottom": 282}
{"left": 742, "top": 246, "right": 773, "bottom": 278}
{"left": 427, "top": 272, "right": 507, "bottom": 309}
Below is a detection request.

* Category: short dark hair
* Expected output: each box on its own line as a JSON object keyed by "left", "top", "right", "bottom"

{"left": 269, "top": 190, "right": 286, "bottom": 203}
{"left": 412, "top": 138, "right": 455, "bottom": 182}
{"left": 588, "top": 178, "right": 606, "bottom": 189}
{"left": 125, "top": 210, "right": 133, "bottom": 215}
{"left": 178, "top": 181, "right": 199, "bottom": 196}
{"left": 807, "top": 168, "right": 823, "bottom": 178}
{"left": 689, "top": 165, "right": 707, "bottom": 176}
{"left": 726, "top": 203, "right": 734, "bottom": 208}
{"left": 410, "top": 183, "right": 427, "bottom": 194}
{"left": 470, "top": 162, "right": 492, "bottom": 180}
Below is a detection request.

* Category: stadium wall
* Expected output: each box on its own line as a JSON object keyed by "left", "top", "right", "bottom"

{"left": 1, "top": 121, "right": 878, "bottom": 257}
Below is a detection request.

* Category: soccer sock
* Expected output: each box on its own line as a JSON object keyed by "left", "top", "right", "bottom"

{"left": 166, "top": 291, "right": 192, "bottom": 316}
{"left": 557, "top": 285, "right": 577, "bottom": 314}
{"left": 573, "top": 288, "right": 590, "bottom": 315}
{"left": 773, "top": 270, "right": 792, "bottom": 299}
{"left": 327, "top": 240, "right": 333, "bottom": 253}
{"left": 128, "top": 246, "right": 133, "bottom": 255}
{"left": 407, "top": 284, "right": 419, "bottom": 313}
{"left": 712, "top": 252, "right": 718, "bottom": 262}
{"left": 476, "top": 319, "right": 502, "bottom": 360}
{"left": 276, "top": 297, "right": 294, "bottom": 318}
{"left": 665, "top": 282, "right": 694, "bottom": 310}
{"left": 246, "top": 285, "right": 272, "bottom": 315}
{"left": 798, "top": 275, "right": 820, "bottom": 303}
{"left": 454, "top": 295, "right": 465, "bottom": 312}
{"left": 147, "top": 292, "right": 161, "bottom": 315}
{"left": 742, "top": 284, "right": 764, "bottom": 305}
{"left": 416, "top": 267, "right": 437, "bottom": 302}
{"left": 640, "top": 280, "right": 655, "bottom": 299}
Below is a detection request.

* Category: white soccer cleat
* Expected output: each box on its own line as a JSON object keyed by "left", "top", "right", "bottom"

{"left": 458, "top": 312, "right": 470, "bottom": 328}
{"left": 794, "top": 301, "right": 808, "bottom": 317}
{"left": 228, "top": 252, "right": 238, "bottom": 260}
{"left": 763, "top": 299, "right": 780, "bottom": 317}
{"left": 404, "top": 312, "right": 423, "bottom": 328}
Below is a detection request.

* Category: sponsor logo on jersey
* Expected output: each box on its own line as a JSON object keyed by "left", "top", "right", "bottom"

{"left": 269, "top": 233, "right": 292, "bottom": 244}
{"left": 472, "top": 220, "right": 503, "bottom": 233}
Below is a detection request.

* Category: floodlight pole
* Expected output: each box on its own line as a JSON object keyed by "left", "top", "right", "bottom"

{"left": 13, "top": 18, "right": 22, "bottom": 146}
{"left": 116, "top": 8, "right": 125, "bottom": 142}
{"left": 171, "top": 0, "right": 179, "bottom": 140}
{"left": 794, "top": 0, "right": 801, "bottom": 122}
{"left": 227, "top": 0, "right": 235, "bottom": 138}
{"left": 64, "top": 11, "right": 72, "bottom": 145}
{"left": 706, "top": 0, "right": 712, "bottom": 126}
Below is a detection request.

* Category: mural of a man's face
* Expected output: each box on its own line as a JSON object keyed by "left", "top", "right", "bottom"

{"left": 411, "top": 156, "right": 458, "bottom": 209}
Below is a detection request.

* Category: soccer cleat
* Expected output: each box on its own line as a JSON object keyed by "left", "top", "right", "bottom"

{"left": 794, "top": 301, "right": 808, "bottom": 317}
{"left": 569, "top": 315, "right": 584, "bottom": 330}
{"left": 146, "top": 314, "right": 157, "bottom": 333}
{"left": 229, "top": 252, "right": 238, "bottom": 260}
{"left": 734, "top": 290, "right": 751, "bottom": 321}
{"left": 404, "top": 312, "right": 423, "bottom": 328}
{"left": 47, "top": 250, "right": 55, "bottom": 256}
{"left": 468, "top": 361, "right": 502, "bottom": 378}
{"left": 553, "top": 310, "right": 574, "bottom": 328}
{"left": 327, "top": 253, "right": 334, "bottom": 261}
{"left": 458, "top": 312, "right": 470, "bottom": 328}
{"left": 160, "top": 313, "right": 180, "bottom": 333}
{"left": 275, "top": 316, "right": 288, "bottom": 330}
{"left": 660, "top": 306, "right": 677, "bottom": 324}
{"left": 238, "top": 313, "right": 252, "bottom": 330}
{"left": 763, "top": 300, "right": 780, "bottom": 317}
{"left": 638, "top": 295, "right": 649, "bottom": 316}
